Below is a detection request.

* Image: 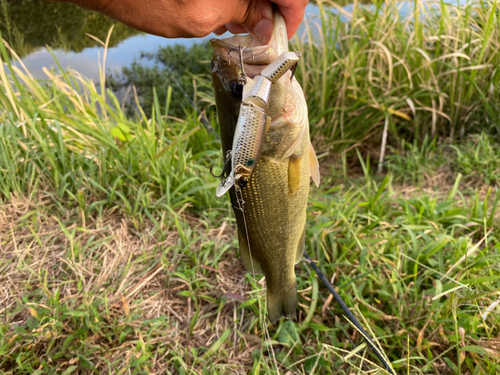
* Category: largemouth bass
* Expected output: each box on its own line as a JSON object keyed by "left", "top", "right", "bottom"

{"left": 210, "top": 9, "right": 320, "bottom": 323}
{"left": 215, "top": 50, "right": 301, "bottom": 195}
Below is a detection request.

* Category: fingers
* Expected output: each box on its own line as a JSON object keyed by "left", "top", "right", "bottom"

{"left": 226, "top": 0, "right": 274, "bottom": 45}
{"left": 228, "top": 0, "right": 308, "bottom": 43}
{"left": 214, "top": 26, "right": 228, "bottom": 36}
{"left": 246, "top": 0, "right": 274, "bottom": 44}
{"left": 225, "top": 23, "right": 247, "bottom": 34}
{"left": 274, "top": 0, "right": 309, "bottom": 39}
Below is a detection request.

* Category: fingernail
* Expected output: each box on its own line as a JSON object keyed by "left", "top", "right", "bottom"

{"left": 253, "top": 18, "right": 274, "bottom": 45}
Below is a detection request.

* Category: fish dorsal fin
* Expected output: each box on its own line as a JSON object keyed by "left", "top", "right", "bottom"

{"left": 309, "top": 142, "right": 320, "bottom": 188}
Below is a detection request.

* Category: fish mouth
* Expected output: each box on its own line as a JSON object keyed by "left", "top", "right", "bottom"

{"left": 210, "top": 39, "right": 271, "bottom": 102}
{"left": 210, "top": 37, "right": 278, "bottom": 67}
{"left": 210, "top": 7, "right": 288, "bottom": 73}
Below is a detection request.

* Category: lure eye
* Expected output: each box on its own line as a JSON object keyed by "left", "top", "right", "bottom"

{"left": 238, "top": 177, "right": 248, "bottom": 188}
{"left": 229, "top": 81, "right": 243, "bottom": 97}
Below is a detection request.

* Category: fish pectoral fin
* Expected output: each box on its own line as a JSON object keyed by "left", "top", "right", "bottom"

{"left": 278, "top": 121, "right": 307, "bottom": 161}
{"left": 308, "top": 142, "right": 320, "bottom": 188}
{"left": 238, "top": 229, "right": 264, "bottom": 274}
{"left": 288, "top": 152, "right": 302, "bottom": 195}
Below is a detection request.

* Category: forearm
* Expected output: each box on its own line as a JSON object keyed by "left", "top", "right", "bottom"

{"left": 41, "top": 0, "right": 308, "bottom": 42}
{"left": 43, "top": 0, "right": 239, "bottom": 38}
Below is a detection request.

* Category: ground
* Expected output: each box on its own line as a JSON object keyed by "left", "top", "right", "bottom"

{"left": 2, "top": 149, "right": 500, "bottom": 373}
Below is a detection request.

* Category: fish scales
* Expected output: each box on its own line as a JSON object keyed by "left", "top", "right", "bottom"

{"left": 210, "top": 8, "right": 319, "bottom": 323}
{"left": 237, "top": 136, "right": 310, "bottom": 321}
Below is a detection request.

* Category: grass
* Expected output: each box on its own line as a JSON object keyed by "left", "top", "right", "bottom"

{"left": 384, "top": 132, "right": 500, "bottom": 188}
{"left": 2, "top": 163, "right": 500, "bottom": 374}
{"left": 1, "top": 0, "right": 500, "bottom": 374}
{"left": 105, "top": 0, "right": 500, "bottom": 156}
{"left": 293, "top": 0, "right": 500, "bottom": 153}
{"left": 0, "top": 32, "right": 223, "bottom": 221}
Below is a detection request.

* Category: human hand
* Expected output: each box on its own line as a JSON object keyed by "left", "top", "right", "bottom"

{"left": 47, "top": 0, "right": 308, "bottom": 43}
{"left": 213, "top": 0, "right": 309, "bottom": 42}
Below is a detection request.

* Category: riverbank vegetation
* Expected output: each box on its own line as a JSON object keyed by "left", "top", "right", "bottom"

{"left": 0, "top": 0, "right": 139, "bottom": 57}
{"left": 109, "top": 0, "right": 500, "bottom": 156}
{"left": 1, "top": 0, "right": 499, "bottom": 373}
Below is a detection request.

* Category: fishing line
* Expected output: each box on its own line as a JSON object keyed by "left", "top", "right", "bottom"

{"left": 303, "top": 252, "right": 396, "bottom": 375}
{"left": 208, "top": 36, "right": 393, "bottom": 373}
{"left": 223, "top": 44, "right": 281, "bottom": 374}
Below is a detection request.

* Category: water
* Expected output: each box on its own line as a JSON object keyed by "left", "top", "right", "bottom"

{"left": 11, "top": 1, "right": 321, "bottom": 81}
{"left": 9, "top": 0, "right": 467, "bottom": 80}
{"left": 21, "top": 33, "right": 205, "bottom": 80}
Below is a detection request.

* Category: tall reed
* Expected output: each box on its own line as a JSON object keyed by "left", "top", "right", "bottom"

{"left": 294, "top": 0, "right": 500, "bottom": 153}
{"left": 0, "top": 34, "right": 222, "bottom": 221}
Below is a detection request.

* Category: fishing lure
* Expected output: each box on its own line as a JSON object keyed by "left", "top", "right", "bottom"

{"left": 215, "top": 50, "right": 300, "bottom": 197}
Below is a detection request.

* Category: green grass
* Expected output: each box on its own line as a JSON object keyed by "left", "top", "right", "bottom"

{"left": 105, "top": 0, "right": 500, "bottom": 155}
{"left": 384, "top": 132, "right": 500, "bottom": 188}
{"left": 2, "top": 161, "right": 499, "bottom": 374}
{"left": 1, "top": 1, "right": 500, "bottom": 374}
{"left": 0, "top": 32, "right": 223, "bottom": 222}
{"left": 293, "top": 0, "right": 500, "bottom": 152}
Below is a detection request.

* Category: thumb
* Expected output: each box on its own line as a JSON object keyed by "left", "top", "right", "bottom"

{"left": 229, "top": 0, "right": 274, "bottom": 45}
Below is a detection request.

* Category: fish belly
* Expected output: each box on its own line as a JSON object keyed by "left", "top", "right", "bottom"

{"left": 233, "top": 134, "right": 310, "bottom": 323}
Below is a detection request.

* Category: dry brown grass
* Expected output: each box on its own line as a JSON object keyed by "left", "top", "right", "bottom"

{"left": 0, "top": 196, "right": 264, "bottom": 373}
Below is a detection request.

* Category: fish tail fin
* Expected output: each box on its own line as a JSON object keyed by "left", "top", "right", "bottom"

{"left": 267, "top": 278, "right": 298, "bottom": 324}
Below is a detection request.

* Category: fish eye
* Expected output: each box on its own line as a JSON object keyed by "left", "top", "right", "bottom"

{"left": 239, "top": 177, "right": 248, "bottom": 188}
{"left": 229, "top": 81, "right": 243, "bottom": 97}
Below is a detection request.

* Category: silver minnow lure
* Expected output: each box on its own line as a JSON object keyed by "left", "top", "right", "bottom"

{"left": 216, "top": 51, "right": 300, "bottom": 197}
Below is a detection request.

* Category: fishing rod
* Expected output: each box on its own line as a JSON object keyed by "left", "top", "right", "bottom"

{"left": 303, "top": 252, "right": 396, "bottom": 375}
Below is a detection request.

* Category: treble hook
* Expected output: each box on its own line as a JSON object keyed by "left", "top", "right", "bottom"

{"left": 210, "top": 165, "right": 223, "bottom": 179}
{"left": 210, "top": 150, "right": 232, "bottom": 179}
{"left": 227, "top": 45, "right": 247, "bottom": 85}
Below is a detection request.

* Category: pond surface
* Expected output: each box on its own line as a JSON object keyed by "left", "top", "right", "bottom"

{"left": 5, "top": 0, "right": 323, "bottom": 80}
{"left": 5, "top": 0, "right": 465, "bottom": 80}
